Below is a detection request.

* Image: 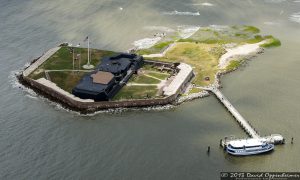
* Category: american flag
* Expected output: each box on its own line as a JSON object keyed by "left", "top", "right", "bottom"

{"left": 83, "top": 36, "right": 89, "bottom": 42}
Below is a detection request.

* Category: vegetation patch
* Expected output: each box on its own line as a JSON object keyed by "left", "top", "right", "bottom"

{"left": 145, "top": 42, "right": 224, "bottom": 86}
{"left": 31, "top": 47, "right": 117, "bottom": 73}
{"left": 48, "top": 71, "right": 87, "bottom": 93}
{"left": 113, "top": 85, "right": 158, "bottom": 100}
{"left": 29, "top": 71, "right": 46, "bottom": 80}
{"left": 136, "top": 41, "right": 173, "bottom": 55}
{"left": 243, "top": 26, "right": 260, "bottom": 34}
{"left": 188, "top": 88, "right": 203, "bottom": 94}
{"left": 128, "top": 74, "right": 161, "bottom": 84}
{"left": 260, "top": 36, "right": 281, "bottom": 48}
{"left": 226, "top": 60, "right": 243, "bottom": 72}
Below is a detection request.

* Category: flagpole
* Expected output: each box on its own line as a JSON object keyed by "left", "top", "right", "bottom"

{"left": 83, "top": 36, "right": 94, "bottom": 69}
{"left": 87, "top": 37, "right": 90, "bottom": 65}
{"left": 72, "top": 48, "right": 75, "bottom": 70}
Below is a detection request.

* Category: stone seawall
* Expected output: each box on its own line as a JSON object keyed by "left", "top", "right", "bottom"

{"left": 21, "top": 75, "right": 178, "bottom": 114}
{"left": 23, "top": 47, "right": 61, "bottom": 76}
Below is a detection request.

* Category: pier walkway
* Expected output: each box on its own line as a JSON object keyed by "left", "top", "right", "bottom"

{"left": 200, "top": 86, "right": 284, "bottom": 146}
{"left": 203, "top": 87, "right": 260, "bottom": 138}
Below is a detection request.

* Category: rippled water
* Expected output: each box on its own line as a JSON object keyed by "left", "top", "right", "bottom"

{"left": 1, "top": 0, "right": 300, "bottom": 179}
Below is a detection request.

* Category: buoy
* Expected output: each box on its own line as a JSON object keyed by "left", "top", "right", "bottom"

{"left": 291, "top": 137, "right": 294, "bottom": 144}
{"left": 207, "top": 146, "right": 210, "bottom": 154}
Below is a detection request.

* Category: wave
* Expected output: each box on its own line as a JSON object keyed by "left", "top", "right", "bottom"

{"left": 9, "top": 70, "right": 37, "bottom": 97}
{"left": 192, "top": 2, "right": 214, "bottom": 6}
{"left": 177, "top": 25, "right": 201, "bottom": 39}
{"left": 289, "top": 12, "right": 300, "bottom": 23}
{"left": 163, "top": 10, "right": 200, "bottom": 16}
{"left": 133, "top": 37, "right": 162, "bottom": 49}
{"left": 207, "top": 25, "right": 229, "bottom": 31}
{"left": 264, "top": 0, "right": 286, "bottom": 3}
{"left": 144, "top": 26, "right": 175, "bottom": 32}
{"left": 263, "top": 21, "right": 280, "bottom": 25}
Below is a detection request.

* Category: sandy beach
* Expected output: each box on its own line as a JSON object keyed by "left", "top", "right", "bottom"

{"left": 218, "top": 40, "right": 267, "bottom": 69}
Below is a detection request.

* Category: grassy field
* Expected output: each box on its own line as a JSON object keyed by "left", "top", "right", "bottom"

{"left": 128, "top": 74, "right": 161, "bottom": 84}
{"left": 226, "top": 60, "right": 243, "bottom": 71}
{"left": 113, "top": 67, "right": 171, "bottom": 100}
{"left": 260, "top": 36, "right": 281, "bottom": 48}
{"left": 29, "top": 47, "right": 117, "bottom": 80}
{"left": 113, "top": 85, "right": 158, "bottom": 100}
{"left": 48, "top": 71, "right": 86, "bottom": 93}
{"left": 136, "top": 41, "right": 173, "bottom": 55}
{"left": 146, "top": 42, "right": 224, "bottom": 86}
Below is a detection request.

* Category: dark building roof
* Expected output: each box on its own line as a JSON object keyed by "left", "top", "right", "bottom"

{"left": 97, "top": 56, "right": 132, "bottom": 74}
{"left": 73, "top": 71, "right": 115, "bottom": 95}
{"left": 72, "top": 53, "right": 144, "bottom": 101}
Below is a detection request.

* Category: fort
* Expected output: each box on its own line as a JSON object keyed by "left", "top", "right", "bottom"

{"left": 17, "top": 25, "right": 286, "bottom": 154}
{"left": 18, "top": 25, "right": 281, "bottom": 114}
{"left": 19, "top": 44, "right": 194, "bottom": 113}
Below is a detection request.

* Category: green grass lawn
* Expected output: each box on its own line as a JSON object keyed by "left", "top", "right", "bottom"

{"left": 188, "top": 88, "right": 203, "bottom": 94}
{"left": 113, "top": 68, "right": 170, "bottom": 100}
{"left": 260, "top": 36, "right": 281, "bottom": 48}
{"left": 226, "top": 60, "right": 243, "bottom": 71}
{"left": 146, "top": 42, "right": 223, "bottom": 86}
{"left": 136, "top": 41, "right": 173, "bottom": 55}
{"left": 48, "top": 71, "right": 87, "bottom": 93}
{"left": 128, "top": 74, "right": 161, "bottom": 84}
{"left": 41, "top": 47, "right": 117, "bottom": 70}
{"left": 113, "top": 85, "right": 158, "bottom": 100}
{"left": 28, "top": 70, "right": 46, "bottom": 80}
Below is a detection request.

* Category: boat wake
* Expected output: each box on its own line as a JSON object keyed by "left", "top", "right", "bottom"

{"left": 163, "top": 10, "right": 200, "bottom": 16}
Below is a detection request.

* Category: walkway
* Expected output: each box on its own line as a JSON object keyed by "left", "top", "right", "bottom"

{"left": 202, "top": 86, "right": 260, "bottom": 138}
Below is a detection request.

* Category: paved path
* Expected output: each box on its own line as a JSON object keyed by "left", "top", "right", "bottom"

{"left": 144, "top": 74, "right": 163, "bottom": 81}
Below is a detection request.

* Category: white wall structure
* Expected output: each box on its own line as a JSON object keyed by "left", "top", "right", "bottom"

{"left": 163, "top": 63, "right": 193, "bottom": 96}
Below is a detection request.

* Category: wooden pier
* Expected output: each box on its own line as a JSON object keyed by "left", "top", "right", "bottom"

{"left": 201, "top": 86, "right": 284, "bottom": 146}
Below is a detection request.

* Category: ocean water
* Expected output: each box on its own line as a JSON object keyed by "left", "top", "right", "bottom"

{"left": 1, "top": 0, "right": 300, "bottom": 179}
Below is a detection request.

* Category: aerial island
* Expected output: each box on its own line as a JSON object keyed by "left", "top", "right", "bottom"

{"left": 18, "top": 25, "right": 281, "bottom": 113}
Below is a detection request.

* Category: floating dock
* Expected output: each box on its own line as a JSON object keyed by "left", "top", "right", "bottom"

{"left": 201, "top": 86, "right": 284, "bottom": 147}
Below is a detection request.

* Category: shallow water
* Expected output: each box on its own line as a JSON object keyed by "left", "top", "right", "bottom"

{"left": 1, "top": 0, "right": 300, "bottom": 179}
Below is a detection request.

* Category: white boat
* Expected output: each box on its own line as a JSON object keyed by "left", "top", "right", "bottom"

{"left": 226, "top": 138, "right": 274, "bottom": 156}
